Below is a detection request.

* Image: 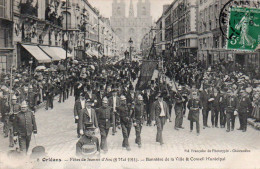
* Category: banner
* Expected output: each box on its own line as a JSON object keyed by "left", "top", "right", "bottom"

{"left": 136, "top": 60, "right": 157, "bottom": 90}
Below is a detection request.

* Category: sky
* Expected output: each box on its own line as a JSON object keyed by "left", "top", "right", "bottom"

{"left": 88, "top": 0, "right": 173, "bottom": 22}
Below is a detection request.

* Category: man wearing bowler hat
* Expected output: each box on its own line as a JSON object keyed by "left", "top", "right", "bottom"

{"left": 151, "top": 92, "right": 170, "bottom": 145}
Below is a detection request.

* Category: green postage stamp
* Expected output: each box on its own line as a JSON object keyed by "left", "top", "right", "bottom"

{"left": 227, "top": 7, "right": 260, "bottom": 51}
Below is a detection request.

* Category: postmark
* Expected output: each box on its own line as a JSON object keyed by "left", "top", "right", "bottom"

{"left": 219, "top": 0, "right": 260, "bottom": 40}
{"left": 227, "top": 7, "right": 260, "bottom": 51}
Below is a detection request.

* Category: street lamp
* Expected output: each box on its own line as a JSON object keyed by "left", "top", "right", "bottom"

{"left": 128, "top": 38, "right": 133, "bottom": 62}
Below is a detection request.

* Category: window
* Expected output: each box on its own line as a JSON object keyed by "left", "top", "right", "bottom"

{"left": 62, "top": 12, "right": 71, "bottom": 29}
{"left": 0, "top": 56, "right": 7, "bottom": 73}
{"left": 0, "top": 0, "right": 5, "bottom": 18}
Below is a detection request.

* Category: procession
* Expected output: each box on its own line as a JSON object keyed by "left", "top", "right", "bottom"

{"left": 0, "top": 0, "right": 260, "bottom": 168}
{"left": 1, "top": 51, "right": 260, "bottom": 157}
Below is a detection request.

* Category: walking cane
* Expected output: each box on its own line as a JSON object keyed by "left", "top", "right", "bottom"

{"left": 33, "top": 133, "right": 37, "bottom": 146}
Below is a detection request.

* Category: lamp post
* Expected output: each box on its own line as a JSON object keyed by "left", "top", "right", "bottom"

{"left": 29, "top": 57, "right": 33, "bottom": 80}
{"left": 128, "top": 38, "right": 133, "bottom": 62}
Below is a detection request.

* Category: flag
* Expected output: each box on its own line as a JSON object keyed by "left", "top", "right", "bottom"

{"left": 136, "top": 60, "right": 157, "bottom": 90}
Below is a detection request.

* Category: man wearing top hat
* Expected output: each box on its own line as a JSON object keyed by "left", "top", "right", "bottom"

{"left": 96, "top": 97, "right": 113, "bottom": 152}
{"left": 74, "top": 93, "right": 86, "bottom": 138}
{"left": 151, "top": 92, "right": 170, "bottom": 145}
{"left": 13, "top": 101, "right": 37, "bottom": 154}
{"left": 116, "top": 95, "right": 133, "bottom": 151}
{"left": 108, "top": 89, "right": 120, "bottom": 135}
{"left": 78, "top": 99, "right": 99, "bottom": 136}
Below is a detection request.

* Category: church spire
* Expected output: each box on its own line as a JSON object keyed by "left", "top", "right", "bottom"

{"left": 129, "top": 0, "right": 134, "bottom": 17}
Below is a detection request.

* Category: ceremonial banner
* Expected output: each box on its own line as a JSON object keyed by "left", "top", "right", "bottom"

{"left": 136, "top": 60, "right": 157, "bottom": 90}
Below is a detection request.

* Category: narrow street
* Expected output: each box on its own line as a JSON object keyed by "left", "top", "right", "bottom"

{"left": 0, "top": 94, "right": 259, "bottom": 168}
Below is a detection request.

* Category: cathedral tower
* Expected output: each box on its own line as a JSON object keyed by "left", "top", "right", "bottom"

{"left": 112, "top": 0, "right": 126, "bottom": 18}
{"left": 129, "top": 0, "right": 134, "bottom": 18}
{"left": 137, "top": 0, "right": 151, "bottom": 18}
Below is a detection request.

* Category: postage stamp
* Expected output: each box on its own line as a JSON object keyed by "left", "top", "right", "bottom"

{"left": 227, "top": 7, "right": 260, "bottom": 51}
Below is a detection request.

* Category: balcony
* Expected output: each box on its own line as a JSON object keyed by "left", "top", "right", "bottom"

{"left": 20, "top": 1, "right": 38, "bottom": 17}
{"left": 45, "top": 8, "right": 63, "bottom": 28}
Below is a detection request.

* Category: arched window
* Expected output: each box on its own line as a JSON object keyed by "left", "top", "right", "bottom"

{"left": 142, "top": 7, "right": 146, "bottom": 15}
{"left": 117, "top": 7, "right": 121, "bottom": 15}
{"left": 62, "top": 11, "right": 71, "bottom": 29}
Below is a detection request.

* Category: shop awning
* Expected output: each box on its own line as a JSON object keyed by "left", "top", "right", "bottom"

{"left": 39, "top": 46, "right": 61, "bottom": 61}
{"left": 85, "top": 51, "right": 93, "bottom": 58}
{"left": 256, "top": 44, "right": 260, "bottom": 51}
{"left": 22, "top": 44, "right": 52, "bottom": 63}
{"left": 49, "top": 47, "right": 73, "bottom": 59}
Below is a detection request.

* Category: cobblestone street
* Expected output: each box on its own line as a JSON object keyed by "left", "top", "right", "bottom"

{"left": 0, "top": 95, "right": 259, "bottom": 169}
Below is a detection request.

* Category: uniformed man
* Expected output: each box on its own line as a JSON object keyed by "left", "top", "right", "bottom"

{"left": 116, "top": 95, "right": 133, "bottom": 151}
{"left": 225, "top": 89, "right": 238, "bottom": 132}
{"left": 76, "top": 125, "right": 100, "bottom": 157}
{"left": 174, "top": 87, "right": 185, "bottom": 130}
{"left": 151, "top": 93, "right": 170, "bottom": 145}
{"left": 9, "top": 95, "right": 20, "bottom": 147}
{"left": 96, "top": 97, "right": 113, "bottom": 152}
{"left": 133, "top": 94, "right": 146, "bottom": 148}
{"left": 187, "top": 91, "right": 202, "bottom": 136}
{"left": 13, "top": 101, "right": 37, "bottom": 154}
{"left": 237, "top": 90, "right": 251, "bottom": 132}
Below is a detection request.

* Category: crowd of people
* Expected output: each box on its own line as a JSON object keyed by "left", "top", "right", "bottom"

{"left": 0, "top": 55, "right": 259, "bottom": 156}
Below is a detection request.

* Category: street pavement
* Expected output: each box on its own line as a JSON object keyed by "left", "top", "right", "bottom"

{"left": 0, "top": 94, "right": 259, "bottom": 169}
{"left": 0, "top": 75, "right": 259, "bottom": 168}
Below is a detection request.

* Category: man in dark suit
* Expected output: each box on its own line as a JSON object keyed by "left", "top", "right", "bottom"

{"left": 133, "top": 94, "right": 146, "bottom": 148}
{"left": 13, "top": 101, "right": 37, "bottom": 154}
{"left": 225, "top": 89, "right": 238, "bottom": 132}
{"left": 151, "top": 93, "right": 170, "bottom": 145}
{"left": 200, "top": 86, "right": 210, "bottom": 129}
{"left": 74, "top": 93, "right": 85, "bottom": 138}
{"left": 108, "top": 90, "right": 120, "bottom": 135}
{"left": 96, "top": 97, "right": 113, "bottom": 152}
{"left": 85, "top": 86, "right": 98, "bottom": 108}
{"left": 237, "top": 90, "right": 251, "bottom": 132}
{"left": 78, "top": 99, "right": 99, "bottom": 136}
{"left": 143, "top": 88, "right": 154, "bottom": 126}
{"left": 116, "top": 95, "right": 133, "bottom": 151}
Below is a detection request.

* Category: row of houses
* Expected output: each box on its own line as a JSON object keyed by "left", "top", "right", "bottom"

{"left": 140, "top": 0, "right": 260, "bottom": 69}
{"left": 0, "top": 0, "right": 122, "bottom": 73}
